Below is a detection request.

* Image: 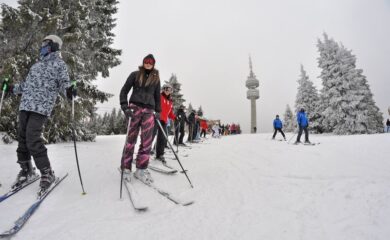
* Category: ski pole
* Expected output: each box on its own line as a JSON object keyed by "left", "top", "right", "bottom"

{"left": 287, "top": 129, "right": 297, "bottom": 144}
{"left": 120, "top": 116, "right": 132, "bottom": 199}
{"left": 155, "top": 118, "right": 194, "bottom": 188}
{"left": 71, "top": 81, "right": 86, "bottom": 195}
{"left": 0, "top": 76, "right": 10, "bottom": 117}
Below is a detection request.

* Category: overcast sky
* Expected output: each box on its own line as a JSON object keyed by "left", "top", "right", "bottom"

{"left": 2, "top": 0, "right": 390, "bottom": 133}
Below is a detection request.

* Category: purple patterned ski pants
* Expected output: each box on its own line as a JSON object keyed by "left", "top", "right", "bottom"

{"left": 121, "top": 104, "right": 155, "bottom": 170}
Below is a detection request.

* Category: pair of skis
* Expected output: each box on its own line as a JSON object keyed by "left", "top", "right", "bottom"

{"left": 119, "top": 169, "right": 194, "bottom": 212}
{"left": 293, "top": 142, "right": 320, "bottom": 146}
{"left": 0, "top": 173, "right": 68, "bottom": 238}
{"left": 147, "top": 161, "right": 178, "bottom": 175}
{"left": 0, "top": 175, "right": 40, "bottom": 203}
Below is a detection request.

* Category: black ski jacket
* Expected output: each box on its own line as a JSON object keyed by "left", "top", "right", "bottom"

{"left": 175, "top": 109, "right": 189, "bottom": 125}
{"left": 119, "top": 69, "right": 161, "bottom": 112}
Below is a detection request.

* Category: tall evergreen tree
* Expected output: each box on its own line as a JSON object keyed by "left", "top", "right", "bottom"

{"left": 295, "top": 64, "right": 321, "bottom": 132}
{"left": 317, "top": 33, "right": 383, "bottom": 134}
{"left": 0, "top": 0, "right": 121, "bottom": 143}
{"left": 283, "top": 104, "right": 295, "bottom": 132}
{"left": 187, "top": 103, "right": 193, "bottom": 117}
{"left": 165, "top": 73, "right": 185, "bottom": 111}
{"left": 197, "top": 106, "right": 203, "bottom": 117}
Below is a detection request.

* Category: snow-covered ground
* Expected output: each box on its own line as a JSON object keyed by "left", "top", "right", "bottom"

{"left": 1, "top": 133, "right": 390, "bottom": 240}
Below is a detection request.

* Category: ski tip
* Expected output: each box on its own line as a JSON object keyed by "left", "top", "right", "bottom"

{"left": 182, "top": 201, "right": 195, "bottom": 206}
{"left": 135, "top": 207, "right": 148, "bottom": 212}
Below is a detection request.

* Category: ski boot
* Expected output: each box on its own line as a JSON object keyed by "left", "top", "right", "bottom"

{"left": 38, "top": 167, "right": 56, "bottom": 197}
{"left": 134, "top": 168, "right": 153, "bottom": 185}
{"left": 12, "top": 161, "right": 37, "bottom": 189}
{"left": 155, "top": 156, "right": 167, "bottom": 164}
{"left": 122, "top": 168, "right": 132, "bottom": 182}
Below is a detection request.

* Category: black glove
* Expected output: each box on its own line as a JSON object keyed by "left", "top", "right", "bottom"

{"left": 154, "top": 112, "right": 160, "bottom": 120}
{"left": 121, "top": 104, "right": 133, "bottom": 118}
{"left": 1, "top": 79, "right": 13, "bottom": 93}
{"left": 66, "top": 85, "right": 77, "bottom": 100}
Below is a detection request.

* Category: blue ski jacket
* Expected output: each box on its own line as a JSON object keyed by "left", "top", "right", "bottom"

{"left": 273, "top": 118, "right": 283, "bottom": 129}
{"left": 297, "top": 111, "right": 308, "bottom": 127}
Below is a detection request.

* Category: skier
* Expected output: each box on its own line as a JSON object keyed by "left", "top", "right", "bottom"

{"left": 174, "top": 105, "right": 189, "bottom": 146}
{"left": 155, "top": 83, "right": 176, "bottom": 163}
{"left": 386, "top": 119, "right": 390, "bottom": 133}
{"left": 119, "top": 54, "right": 161, "bottom": 184}
{"left": 295, "top": 108, "right": 310, "bottom": 144}
{"left": 200, "top": 118, "right": 208, "bottom": 138}
{"left": 0, "top": 35, "right": 74, "bottom": 193}
{"left": 212, "top": 124, "right": 220, "bottom": 138}
{"left": 187, "top": 110, "right": 196, "bottom": 142}
{"left": 272, "top": 115, "right": 286, "bottom": 140}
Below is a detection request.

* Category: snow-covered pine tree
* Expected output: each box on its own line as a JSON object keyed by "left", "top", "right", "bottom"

{"left": 294, "top": 64, "right": 321, "bottom": 132}
{"left": 187, "top": 103, "right": 193, "bottom": 117}
{"left": 317, "top": 33, "right": 383, "bottom": 134}
{"left": 197, "top": 106, "right": 204, "bottom": 117}
{"left": 283, "top": 104, "right": 295, "bottom": 132}
{"left": 165, "top": 74, "right": 185, "bottom": 111}
{"left": 115, "top": 107, "right": 126, "bottom": 134}
{"left": 0, "top": 0, "right": 121, "bottom": 143}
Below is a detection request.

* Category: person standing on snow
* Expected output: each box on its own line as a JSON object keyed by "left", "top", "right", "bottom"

{"left": 187, "top": 110, "right": 196, "bottom": 142}
{"left": 174, "top": 105, "right": 189, "bottom": 146}
{"left": 295, "top": 108, "right": 310, "bottom": 144}
{"left": 0, "top": 35, "right": 74, "bottom": 194}
{"left": 386, "top": 119, "right": 390, "bottom": 133}
{"left": 200, "top": 118, "right": 208, "bottom": 138}
{"left": 272, "top": 115, "right": 286, "bottom": 140}
{"left": 155, "top": 83, "right": 176, "bottom": 163}
{"left": 119, "top": 54, "right": 161, "bottom": 184}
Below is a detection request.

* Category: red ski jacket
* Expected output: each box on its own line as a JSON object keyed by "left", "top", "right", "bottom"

{"left": 160, "top": 94, "right": 176, "bottom": 124}
{"left": 200, "top": 120, "right": 208, "bottom": 130}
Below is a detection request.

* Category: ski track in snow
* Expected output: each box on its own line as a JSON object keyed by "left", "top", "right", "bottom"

{"left": 1, "top": 133, "right": 390, "bottom": 240}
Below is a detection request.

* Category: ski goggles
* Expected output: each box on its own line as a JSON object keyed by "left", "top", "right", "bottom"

{"left": 163, "top": 87, "right": 172, "bottom": 93}
{"left": 41, "top": 39, "right": 52, "bottom": 47}
{"left": 143, "top": 58, "right": 155, "bottom": 65}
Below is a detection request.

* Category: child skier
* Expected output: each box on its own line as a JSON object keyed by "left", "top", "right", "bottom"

{"left": 272, "top": 115, "right": 286, "bottom": 140}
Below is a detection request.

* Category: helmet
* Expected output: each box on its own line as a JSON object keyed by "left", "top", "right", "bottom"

{"left": 43, "top": 35, "right": 63, "bottom": 51}
{"left": 162, "top": 83, "right": 172, "bottom": 89}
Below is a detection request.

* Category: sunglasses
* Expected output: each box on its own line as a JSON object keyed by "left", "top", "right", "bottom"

{"left": 163, "top": 87, "right": 172, "bottom": 91}
{"left": 143, "top": 59, "right": 155, "bottom": 65}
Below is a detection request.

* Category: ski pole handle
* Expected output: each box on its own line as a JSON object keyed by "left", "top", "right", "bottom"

{"left": 2, "top": 76, "right": 10, "bottom": 92}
